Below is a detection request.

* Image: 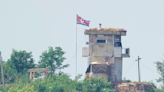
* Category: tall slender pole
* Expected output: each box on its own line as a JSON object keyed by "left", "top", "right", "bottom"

{"left": 136, "top": 56, "right": 141, "bottom": 82}
{"left": 0, "top": 52, "right": 4, "bottom": 87}
{"left": 75, "top": 21, "right": 78, "bottom": 78}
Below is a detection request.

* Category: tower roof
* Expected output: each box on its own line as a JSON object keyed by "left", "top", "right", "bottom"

{"left": 85, "top": 27, "right": 126, "bottom": 36}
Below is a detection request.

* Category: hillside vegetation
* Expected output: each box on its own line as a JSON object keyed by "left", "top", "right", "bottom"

{"left": 0, "top": 74, "right": 113, "bottom": 92}
{"left": 0, "top": 46, "right": 163, "bottom": 92}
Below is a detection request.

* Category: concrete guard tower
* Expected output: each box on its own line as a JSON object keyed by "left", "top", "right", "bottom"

{"left": 82, "top": 27, "right": 130, "bottom": 85}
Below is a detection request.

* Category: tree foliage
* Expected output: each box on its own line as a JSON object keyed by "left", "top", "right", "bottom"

{"left": 39, "top": 47, "right": 69, "bottom": 75}
{"left": 8, "top": 50, "right": 35, "bottom": 74}
{"left": 5, "top": 74, "right": 76, "bottom": 92}
{"left": 0, "top": 74, "right": 113, "bottom": 92}
{"left": 0, "top": 47, "right": 114, "bottom": 92}
{"left": 2, "top": 61, "right": 17, "bottom": 83}
{"left": 156, "top": 61, "right": 164, "bottom": 87}
{"left": 82, "top": 78, "right": 113, "bottom": 92}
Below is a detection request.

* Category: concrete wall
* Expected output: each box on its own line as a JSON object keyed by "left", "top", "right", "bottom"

{"left": 85, "top": 28, "right": 127, "bottom": 85}
{"left": 117, "top": 83, "right": 156, "bottom": 92}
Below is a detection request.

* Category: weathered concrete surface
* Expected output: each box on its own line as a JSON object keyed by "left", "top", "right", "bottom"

{"left": 84, "top": 27, "right": 130, "bottom": 85}
{"left": 117, "top": 82, "right": 156, "bottom": 92}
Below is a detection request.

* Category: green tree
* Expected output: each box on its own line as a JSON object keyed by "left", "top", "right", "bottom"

{"left": 3, "top": 61, "right": 17, "bottom": 83}
{"left": 8, "top": 50, "right": 35, "bottom": 74}
{"left": 0, "top": 73, "right": 114, "bottom": 92}
{"left": 39, "top": 47, "right": 69, "bottom": 75}
{"left": 6, "top": 73, "right": 76, "bottom": 92}
{"left": 156, "top": 61, "right": 164, "bottom": 87}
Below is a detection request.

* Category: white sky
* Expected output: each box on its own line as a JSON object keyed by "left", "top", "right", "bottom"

{"left": 0, "top": 0, "right": 164, "bottom": 85}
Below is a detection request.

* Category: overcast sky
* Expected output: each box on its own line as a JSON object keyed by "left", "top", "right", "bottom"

{"left": 0, "top": 0, "right": 164, "bottom": 85}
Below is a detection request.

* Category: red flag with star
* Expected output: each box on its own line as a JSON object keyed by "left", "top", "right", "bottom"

{"left": 77, "top": 15, "right": 90, "bottom": 26}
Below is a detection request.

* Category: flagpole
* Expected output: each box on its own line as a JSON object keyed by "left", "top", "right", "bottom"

{"left": 75, "top": 14, "right": 90, "bottom": 79}
{"left": 75, "top": 17, "right": 78, "bottom": 78}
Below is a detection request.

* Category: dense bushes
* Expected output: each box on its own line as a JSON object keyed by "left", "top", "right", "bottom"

{"left": 0, "top": 74, "right": 113, "bottom": 92}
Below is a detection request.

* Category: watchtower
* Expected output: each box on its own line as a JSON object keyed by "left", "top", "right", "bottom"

{"left": 83, "top": 27, "right": 130, "bottom": 85}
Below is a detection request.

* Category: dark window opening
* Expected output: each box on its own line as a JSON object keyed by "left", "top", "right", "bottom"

{"left": 125, "top": 48, "right": 129, "bottom": 54}
{"left": 114, "top": 42, "right": 122, "bottom": 47}
{"left": 114, "top": 35, "right": 121, "bottom": 42}
{"left": 97, "top": 40, "right": 106, "bottom": 43}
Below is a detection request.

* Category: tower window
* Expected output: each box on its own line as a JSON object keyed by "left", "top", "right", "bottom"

{"left": 96, "top": 40, "right": 106, "bottom": 43}
{"left": 114, "top": 42, "right": 122, "bottom": 47}
{"left": 114, "top": 35, "right": 121, "bottom": 42}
